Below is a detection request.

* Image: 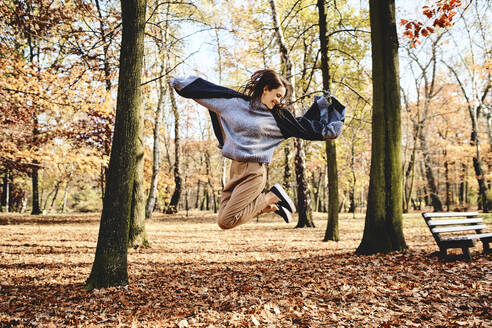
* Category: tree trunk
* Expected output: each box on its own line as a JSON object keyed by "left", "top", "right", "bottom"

{"left": 31, "top": 164, "right": 42, "bottom": 215}
{"left": 324, "top": 140, "right": 339, "bottom": 239}
{"left": 356, "top": 0, "right": 407, "bottom": 255}
{"left": 195, "top": 181, "right": 201, "bottom": 209}
{"left": 86, "top": 0, "right": 146, "bottom": 290}
{"left": 420, "top": 132, "right": 443, "bottom": 211}
{"left": 294, "top": 138, "right": 314, "bottom": 227}
{"left": 145, "top": 2, "right": 170, "bottom": 219}
{"left": 50, "top": 180, "right": 61, "bottom": 208}
{"left": 166, "top": 84, "right": 182, "bottom": 214}
{"left": 2, "top": 170, "right": 10, "bottom": 212}
{"left": 403, "top": 121, "right": 418, "bottom": 213}
{"left": 43, "top": 181, "right": 61, "bottom": 211}
{"left": 269, "top": 0, "right": 312, "bottom": 227}
{"left": 470, "top": 112, "right": 488, "bottom": 212}
{"left": 318, "top": 0, "right": 339, "bottom": 240}
{"left": 128, "top": 94, "right": 148, "bottom": 248}
{"left": 145, "top": 73, "right": 166, "bottom": 219}
{"left": 62, "top": 177, "right": 70, "bottom": 213}
{"left": 459, "top": 163, "right": 466, "bottom": 205}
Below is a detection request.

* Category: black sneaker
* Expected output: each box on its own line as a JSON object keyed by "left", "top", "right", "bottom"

{"left": 270, "top": 183, "right": 296, "bottom": 213}
{"left": 275, "top": 206, "right": 292, "bottom": 223}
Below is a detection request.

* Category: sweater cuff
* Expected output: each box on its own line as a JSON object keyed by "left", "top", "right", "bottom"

{"left": 169, "top": 76, "right": 199, "bottom": 91}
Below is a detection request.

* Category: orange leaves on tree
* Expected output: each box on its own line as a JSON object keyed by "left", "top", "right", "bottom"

{"left": 400, "top": 0, "right": 464, "bottom": 47}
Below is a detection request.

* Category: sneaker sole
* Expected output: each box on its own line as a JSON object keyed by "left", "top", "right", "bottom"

{"left": 281, "top": 206, "right": 292, "bottom": 223}
{"left": 273, "top": 183, "right": 296, "bottom": 213}
{"left": 275, "top": 206, "right": 292, "bottom": 223}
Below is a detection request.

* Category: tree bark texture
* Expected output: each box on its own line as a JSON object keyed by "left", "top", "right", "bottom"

{"left": 128, "top": 92, "right": 148, "bottom": 248}
{"left": 86, "top": 0, "right": 146, "bottom": 290}
{"left": 318, "top": 0, "right": 339, "bottom": 240}
{"left": 356, "top": 0, "right": 407, "bottom": 255}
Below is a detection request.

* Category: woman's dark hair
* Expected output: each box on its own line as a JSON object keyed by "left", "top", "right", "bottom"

{"left": 241, "top": 69, "right": 292, "bottom": 103}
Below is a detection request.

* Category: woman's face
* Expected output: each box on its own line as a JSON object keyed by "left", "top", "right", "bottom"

{"left": 260, "top": 85, "right": 286, "bottom": 110}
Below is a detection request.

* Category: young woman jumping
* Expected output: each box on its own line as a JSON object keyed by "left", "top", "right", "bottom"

{"left": 170, "top": 69, "right": 345, "bottom": 230}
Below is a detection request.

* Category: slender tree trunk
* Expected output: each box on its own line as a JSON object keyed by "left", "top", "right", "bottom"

{"left": 419, "top": 130, "right": 443, "bottom": 211}
{"left": 43, "top": 181, "right": 61, "bottom": 211}
{"left": 166, "top": 84, "right": 182, "bottom": 214}
{"left": 318, "top": 0, "right": 339, "bottom": 240}
{"left": 145, "top": 74, "right": 166, "bottom": 219}
{"left": 31, "top": 164, "right": 42, "bottom": 215}
{"left": 470, "top": 110, "right": 488, "bottom": 212}
{"left": 356, "top": 0, "right": 407, "bottom": 254}
{"left": 322, "top": 164, "right": 328, "bottom": 212}
{"left": 404, "top": 122, "right": 418, "bottom": 213}
{"left": 459, "top": 163, "right": 466, "bottom": 205}
{"left": 62, "top": 177, "right": 71, "bottom": 213}
{"left": 145, "top": 2, "right": 170, "bottom": 219}
{"left": 2, "top": 171, "right": 9, "bottom": 212}
{"left": 86, "top": 0, "right": 146, "bottom": 290}
{"left": 269, "top": 0, "right": 313, "bottom": 227}
{"left": 195, "top": 181, "right": 201, "bottom": 208}
{"left": 445, "top": 158, "right": 451, "bottom": 212}
{"left": 50, "top": 181, "right": 60, "bottom": 208}
{"left": 294, "top": 138, "right": 314, "bottom": 227}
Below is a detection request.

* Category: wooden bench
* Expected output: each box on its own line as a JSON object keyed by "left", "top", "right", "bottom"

{"left": 422, "top": 212, "right": 492, "bottom": 260}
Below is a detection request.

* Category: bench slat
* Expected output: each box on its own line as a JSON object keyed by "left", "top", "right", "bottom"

{"left": 441, "top": 232, "right": 492, "bottom": 241}
{"left": 423, "top": 212, "right": 479, "bottom": 218}
{"left": 431, "top": 225, "right": 487, "bottom": 233}
{"left": 427, "top": 218, "right": 483, "bottom": 226}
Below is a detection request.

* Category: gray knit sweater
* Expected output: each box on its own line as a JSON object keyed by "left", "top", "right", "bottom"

{"left": 171, "top": 76, "right": 285, "bottom": 163}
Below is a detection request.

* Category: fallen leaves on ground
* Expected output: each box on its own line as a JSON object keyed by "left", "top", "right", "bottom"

{"left": 0, "top": 211, "right": 490, "bottom": 327}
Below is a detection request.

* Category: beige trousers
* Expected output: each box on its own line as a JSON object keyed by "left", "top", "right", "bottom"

{"left": 217, "top": 160, "right": 268, "bottom": 229}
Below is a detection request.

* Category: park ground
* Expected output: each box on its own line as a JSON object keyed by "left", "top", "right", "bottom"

{"left": 0, "top": 211, "right": 490, "bottom": 327}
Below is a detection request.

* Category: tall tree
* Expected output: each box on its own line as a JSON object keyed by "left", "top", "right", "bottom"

{"left": 166, "top": 84, "right": 182, "bottom": 214}
{"left": 269, "top": 0, "right": 314, "bottom": 228}
{"left": 128, "top": 88, "right": 148, "bottom": 247}
{"left": 356, "top": 0, "right": 407, "bottom": 254}
{"left": 86, "top": 0, "right": 147, "bottom": 289}
{"left": 317, "top": 0, "right": 339, "bottom": 241}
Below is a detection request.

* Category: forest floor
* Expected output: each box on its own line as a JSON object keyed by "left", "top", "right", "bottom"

{"left": 0, "top": 211, "right": 490, "bottom": 328}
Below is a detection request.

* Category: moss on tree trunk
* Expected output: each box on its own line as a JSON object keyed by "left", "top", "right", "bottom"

{"left": 86, "top": 0, "right": 146, "bottom": 289}
{"left": 356, "top": 0, "right": 407, "bottom": 255}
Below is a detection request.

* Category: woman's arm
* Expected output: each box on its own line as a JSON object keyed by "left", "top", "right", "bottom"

{"left": 169, "top": 76, "right": 247, "bottom": 115}
{"left": 272, "top": 95, "right": 346, "bottom": 141}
